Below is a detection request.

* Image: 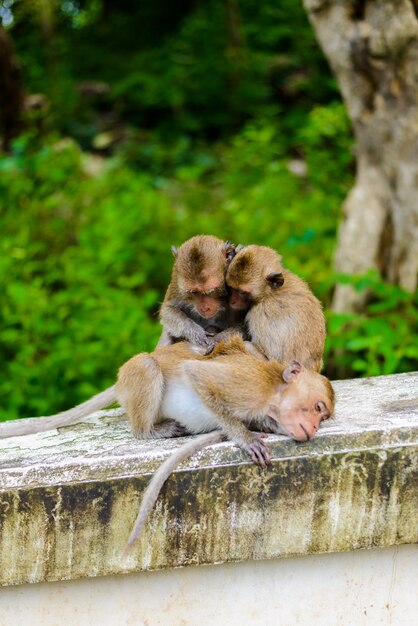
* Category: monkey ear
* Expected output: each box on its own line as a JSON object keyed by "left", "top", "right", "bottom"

{"left": 282, "top": 360, "right": 303, "bottom": 383}
{"left": 223, "top": 241, "right": 236, "bottom": 263}
{"left": 171, "top": 246, "right": 178, "bottom": 257}
{"left": 267, "top": 272, "right": 284, "bottom": 289}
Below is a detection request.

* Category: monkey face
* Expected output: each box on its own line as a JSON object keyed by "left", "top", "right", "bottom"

{"left": 174, "top": 235, "right": 233, "bottom": 319}
{"left": 192, "top": 293, "right": 225, "bottom": 319}
{"left": 180, "top": 282, "right": 227, "bottom": 319}
{"left": 268, "top": 361, "right": 334, "bottom": 442}
{"left": 226, "top": 245, "right": 285, "bottom": 304}
{"left": 228, "top": 288, "right": 252, "bottom": 311}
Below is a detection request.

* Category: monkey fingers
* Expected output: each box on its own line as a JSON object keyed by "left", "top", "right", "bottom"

{"left": 191, "top": 327, "right": 215, "bottom": 350}
{"left": 242, "top": 433, "right": 271, "bottom": 468}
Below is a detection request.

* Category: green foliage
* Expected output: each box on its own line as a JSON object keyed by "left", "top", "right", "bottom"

{"left": 326, "top": 272, "right": 418, "bottom": 378}
{"left": 0, "top": 105, "right": 355, "bottom": 420}
{"left": 0, "top": 136, "right": 168, "bottom": 419}
{"left": 9, "top": 0, "right": 337, "bottom": 143}
{"left": 1, "top": 1, "right": 416, "bottom": 423}
{"left": 1, "top": 101, "right": 416, "bottom": 421}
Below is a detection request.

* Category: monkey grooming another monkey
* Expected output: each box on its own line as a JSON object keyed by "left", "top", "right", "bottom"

{"left": 116, "top": 335, "right": 333, "bottom": 461}
{"left": 226, "top": 245, "right": 326, "bottom": 371}
{"left": 119, "top": 336, "right": 334, "bottom": 548}
{"left": 0, "top": 241, "right": 328, "bottom": 440}
{"left": 157, "top": 235, "right": 240, "bottom": 350}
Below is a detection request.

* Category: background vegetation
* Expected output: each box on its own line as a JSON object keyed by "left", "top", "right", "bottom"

{"left": 1, "top": 0, "right": 417, "bottom": 420}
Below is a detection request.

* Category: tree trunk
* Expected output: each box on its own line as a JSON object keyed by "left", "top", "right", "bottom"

{"left": 0, "top": 26, "right": 25, "bottom": 151}
{"left": 303, "top": 0, "right": 418, "bottom": 311}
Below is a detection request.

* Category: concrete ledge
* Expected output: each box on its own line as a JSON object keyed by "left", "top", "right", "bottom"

{"left": 0, "top": 372, "right": 417, "bottom": 587}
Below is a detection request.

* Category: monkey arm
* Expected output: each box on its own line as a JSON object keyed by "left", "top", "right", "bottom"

{"left": 159, "top": 302, "right": 213, "bottom": 348}
{"left": 155, "top": 328, "right": 173, "bottom": 348}
{"left": 184, "top": 361, "right": 271, "bottom": 467}
{"left": 210, "top": 324, "right": 247, "bottom": 346}
{"left": 247, "top": 415, "right": 287, "bottom": 435}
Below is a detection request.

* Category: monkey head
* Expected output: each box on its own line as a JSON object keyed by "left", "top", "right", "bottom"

{"left": 226, "top": 244, "right": 284, "bottom": 310}
{"left": 267, "top": 360, "right": 334, "bottom": 442}
{"left": 172, "top": 235, "right": 236, "bottom": 319}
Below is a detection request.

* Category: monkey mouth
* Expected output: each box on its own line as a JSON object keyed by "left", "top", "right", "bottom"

{"left": 299, "top": 423, "right": 310, "bottom": 441}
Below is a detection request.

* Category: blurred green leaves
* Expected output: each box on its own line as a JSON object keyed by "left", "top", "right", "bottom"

{"left": 1, "top": 0, "right": 416, "bottom": 421}
{"left": 326, "top": 271, "right": 418, "bottom": 378}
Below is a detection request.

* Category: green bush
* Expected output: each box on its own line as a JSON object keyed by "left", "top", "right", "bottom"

{"left": 1, "top": 136, "right": 173, "bottom": 419}
{"left": 326, "top": 271, "right": 418, "bottom": 378}
{"left": 1, "top": 101, "right": 416, "bottom": 422}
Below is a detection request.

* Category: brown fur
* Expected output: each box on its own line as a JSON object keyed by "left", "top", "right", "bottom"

{"left": 158, "top": 235, "right": 236, "bottom": 349}
{"left": 226, "top": 245, "right": 326, "bottom": 371}
{"left": 116, "top": 336, "right": 334, "bottom": 448}
{"left": 120, "top": 336, "right": 335, "bottom": 549}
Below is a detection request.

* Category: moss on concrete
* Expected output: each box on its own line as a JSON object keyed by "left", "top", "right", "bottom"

{"left": 0, "top": 372, "right": 417, "bottom": 586}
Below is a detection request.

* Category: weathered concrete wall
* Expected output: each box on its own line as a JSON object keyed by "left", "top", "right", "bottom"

{"left": 1, "top": 545, "right": 416, "bottom": 626}
{"left": 0, "top": 372, "right": 417, "bottom": 587}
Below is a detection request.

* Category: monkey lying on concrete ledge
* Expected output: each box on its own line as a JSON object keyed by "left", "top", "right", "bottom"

{"left": 116, "top": 336, "right": 334, "bottom": 549}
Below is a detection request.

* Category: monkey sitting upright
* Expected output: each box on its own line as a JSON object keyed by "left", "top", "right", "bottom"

{"left": 157, "top": 234, "right": 243, "bottom": 350}
{"left": 226, "top": 245, "right": 326, "bottom": 372}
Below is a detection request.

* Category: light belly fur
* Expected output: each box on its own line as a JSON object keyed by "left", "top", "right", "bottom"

{"left": 160, "top": 376, "right": 219, "bottom": 434}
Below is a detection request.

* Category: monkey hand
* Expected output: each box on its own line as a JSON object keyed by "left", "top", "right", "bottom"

{"left": 242, "top": 433, "right": 271, "bottom": 468}
{"left": 189, "top": 326, "right": 215, "bottom": 350}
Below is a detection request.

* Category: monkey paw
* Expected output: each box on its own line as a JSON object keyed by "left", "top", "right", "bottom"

{"left": 243, "top": 433, "right": 271, "bottom": 468}
{"left": 192, "top": 330, "right": 215, "bottom": 350}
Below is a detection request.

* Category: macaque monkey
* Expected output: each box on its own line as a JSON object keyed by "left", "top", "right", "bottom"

{"left": 0, "top": 242, "right": 328, "bottom": 441}
{"left": 118, "top": 336, "right": 334, "bottom": 549}
{"left": 226, "top": 245, "right": 326, "bottom": 371}
{"left": 115, "top": 337, "right": 329, "bottom": 450}
{"left": 157, "top": 235, "right": 241, "bottom": 350}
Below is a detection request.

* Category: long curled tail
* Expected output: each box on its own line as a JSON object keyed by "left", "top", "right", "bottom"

{"left": 124, "top": 431, "right": 224, "bottom": 553}
{"left": 0, "top": 385, "right": 117, "bottom": 438}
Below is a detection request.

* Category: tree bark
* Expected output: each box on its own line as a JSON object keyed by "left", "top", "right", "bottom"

{"left": 0, "top": 26, "right": 25, "bottom": 151}
{"left": 303, "top": 0, "right": 418, "bottom": 311}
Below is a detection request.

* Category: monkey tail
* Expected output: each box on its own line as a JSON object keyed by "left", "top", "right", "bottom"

{"left": 0, "top": 385, "right": 117, "bottom": 438}
{"left": 124, "top": 431, "right": 224, "bottom": 554}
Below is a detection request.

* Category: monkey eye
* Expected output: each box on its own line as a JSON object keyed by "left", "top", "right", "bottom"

{"left": 315, "top": 401, "right": 327, "bottom": 413}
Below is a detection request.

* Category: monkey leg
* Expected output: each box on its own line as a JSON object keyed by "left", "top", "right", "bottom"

{"left": 116, "top": 354, "right": 165, "bottom": 438}
{"left": 204, "top": 335, "right": 247, "bottom": 358}
{"left": 210, "top": 325, "right": 247, "bottom": 347}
